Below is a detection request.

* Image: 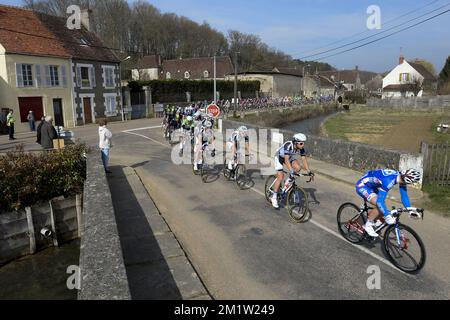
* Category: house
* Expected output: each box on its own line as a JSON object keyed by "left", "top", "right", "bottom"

{"left": 319, "top": 66, "right": 379, "bottom": 92}
{"left": 132, "top": 55, "right": 234, "bottom": 81}
{"left": 382, "top": 55, "right": 438, "bottom": 99}
{"left": 0, "top": 5, "right": 121, "bottom": 132}
{"left": 225, "top": 69, "right": 303, "bottom": 98}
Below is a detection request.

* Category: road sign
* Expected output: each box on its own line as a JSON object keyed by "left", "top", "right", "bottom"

{"left": 206, "top": 104, "right": 221, "bottom": 118}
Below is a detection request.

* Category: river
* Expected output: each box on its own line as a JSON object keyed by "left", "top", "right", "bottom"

{"left": 0, "top": 240, "right": 80, "bottom": 300}
{"left": 281, "top": 112, "right": 338, "bottom": 135}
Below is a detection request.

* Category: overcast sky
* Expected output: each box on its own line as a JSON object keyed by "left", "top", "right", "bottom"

{"left": 3, "top": 0, "right": 450, "bottom": 73}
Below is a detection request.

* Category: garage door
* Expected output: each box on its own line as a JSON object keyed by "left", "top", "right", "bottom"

{"left": 18, "top": 97, "right": 43, "bottom": 122}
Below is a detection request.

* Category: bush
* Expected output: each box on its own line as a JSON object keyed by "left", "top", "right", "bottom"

{"left": 0, "top": 144, "right": 89, "bottom": 213}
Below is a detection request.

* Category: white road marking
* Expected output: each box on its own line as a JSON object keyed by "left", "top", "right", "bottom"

{"left": 123, "top": 126, "right": 162, "bottom": 132}
{"left": 250, "top": 185, "right": 410, "bottom": 276}
{"left": 125, "top": 128, "right": 411, "bottom": 277}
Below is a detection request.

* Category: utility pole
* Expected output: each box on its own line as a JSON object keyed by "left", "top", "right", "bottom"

{"left": 213, "top": 55, "right": 217, "bottom": 104}
{"left": 233, "top": 51, "right": 239, "bottom": 117}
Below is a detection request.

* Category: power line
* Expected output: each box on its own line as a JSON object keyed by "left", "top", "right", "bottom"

{"left": 311, "top": 9, "right": 450, "bottom": 62}
{"left": 293, "top": 0, "right": 441, "bottom": 56}
{"left": 296, "top": 2, "right": 450, "bottom": 60}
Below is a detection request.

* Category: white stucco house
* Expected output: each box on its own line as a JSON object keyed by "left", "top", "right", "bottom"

{"left": 382, "top": 55, "right": 437, "bottom": 99}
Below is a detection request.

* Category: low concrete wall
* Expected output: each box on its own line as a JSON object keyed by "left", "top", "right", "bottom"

{"left": 78, "top": 154, "right": 131, "bottom": 300}
{"left": 0, "top": 196, "right": 80, "bottom": 266}
{"left": 221, "top": 119, "right": 424, "bottom": 185}
{"left": 367, "top": 95, "right": 450, "bottom": 109}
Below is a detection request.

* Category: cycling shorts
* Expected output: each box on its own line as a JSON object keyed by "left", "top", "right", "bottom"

{"left": 356, "top": 185, "right": 378, "bottom": 202}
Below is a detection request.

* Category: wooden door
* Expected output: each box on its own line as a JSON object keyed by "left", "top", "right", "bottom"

{"left": 83, "top": 98, "right": 92, "bottom": 124}
{"left": 53, "top": 99, "right": 64, "bottom": 127}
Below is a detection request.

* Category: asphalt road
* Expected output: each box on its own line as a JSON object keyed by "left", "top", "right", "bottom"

{"left": 3, "top": 118, "right": 448, "bottom": 299}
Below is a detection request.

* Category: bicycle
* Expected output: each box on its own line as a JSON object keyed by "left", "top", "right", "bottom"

{"left": 336, "top": 202, "right": 426, "bottom": 273}
{"left": 223, "top": 153, "right": 253, "bottom": 190}
{"left": 265, "top": 171, "right": 314, "bottom": 222}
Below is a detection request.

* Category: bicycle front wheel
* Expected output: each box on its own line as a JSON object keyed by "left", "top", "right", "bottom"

{"left": 287, "top": 186, "right": 308, "bottom": 223}
{"left": 337, "top": 203, "right": 366, "bottom": 244}
{"left": 235, "top": 164, "right": 248, "bottom": 190}
{"left": 384, "top": 224, "right": 426, "bottom": 274}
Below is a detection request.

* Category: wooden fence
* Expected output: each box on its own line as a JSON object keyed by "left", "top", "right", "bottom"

{"left": 421, "top": 141, "right": 450, "bottom": 185}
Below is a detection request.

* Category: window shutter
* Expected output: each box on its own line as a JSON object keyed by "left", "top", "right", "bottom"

{"left": 399, "top": 73, "right": 402, "bottom": 82}
{"left": 16, "top": 63, "right": 23, "bottom": 87}
{"left": 90, "top": 66, "right": 96, "bottom": 87}
{"left": 61, "top": 65, "right": 67, "bottom": 87}
{"left": 407, "top": 73, "right": 410, "bottom": 82}
{"left": 76, "top": 66, "right": 82, "bottom": 87}
{"left": 35, "top": 65, "right": 42, "bottom": 87}
{"left": 45, "top": 65, "right": 51, "bottom": 86}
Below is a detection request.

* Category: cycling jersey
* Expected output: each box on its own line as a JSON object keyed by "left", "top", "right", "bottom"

{"left": 356, "top": 169, "right": 411, "bottom": 216}
{"left": 276, "top": 141, "right": 306, "bottom": 164}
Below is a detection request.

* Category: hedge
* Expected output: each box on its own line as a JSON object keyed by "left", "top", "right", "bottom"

{"left": 128, "top": 79, "right": 260, "bottom": 102}
{"left": 0, "top": 144, "right": 89, "bottom": 213}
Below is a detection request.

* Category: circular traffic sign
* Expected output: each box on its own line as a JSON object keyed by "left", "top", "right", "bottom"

{"left": 206, "top": 104, "right": 221, "bottom": 118}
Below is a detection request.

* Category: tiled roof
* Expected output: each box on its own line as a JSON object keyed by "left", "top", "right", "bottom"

{"left": 0, "top": 4, "right": 119, "bottom": 62}
{"left": 408, "top": 62, "right": 437, "bottom": 81}
{"left": 273, "top": 67, "right": 304, "bottom": 77}
{"left": 319, "top": 69, "right": 378, "bottom": 84}
{"left": 137, "top": 55, "right": 161, "bottom": 69}
{"left": 162, "top": 56, "right": 234, "bottom": 79}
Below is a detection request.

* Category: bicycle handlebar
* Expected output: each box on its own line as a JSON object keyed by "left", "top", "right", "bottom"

{"left": 391, "top": 207, "right": 425, "bottom": 220}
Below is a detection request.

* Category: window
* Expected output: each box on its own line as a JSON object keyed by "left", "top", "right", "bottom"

{"left": 184, "top": 71, "right": 190, "bottom": 79}
{"left": 105, "top": 95, "right": 117, "bottom": 115}
{"left": 103, "top": 66, "right": 116, "bottom": 88}
{"left": 166, "top": 72, "right": 171, "bottom": 79}
{"left": 79, "top": 37, "right": 89, "bottom": 45}
{"left": 81, "top": 67, "right": 90, "bottom": 87}
{"left": 400, "top": 73, "right": 410, "bottom": 82}
{"left": 49, "top": 66, "right": 59, "bottom": 86}
{"left": 16, "top": 64, "right": 33, "bottom": 87}
{"left": 203, "top": 70, "right": 209, "bottom": 78}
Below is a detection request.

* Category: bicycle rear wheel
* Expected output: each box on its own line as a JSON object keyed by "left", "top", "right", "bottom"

{"left": 337, "top": 203, "right": 366, "bottom": 244}
{"left": 384, "top": 224, "right": 426, "bottom": 273}
{"left": 235, "top": 164, "right": 248, "bottom": 190}
{"left": 287, "top": 186, "right": 308, "bottom": 223}
{"left": 223, "top": 157, "right": 232, "bottom": 181}
{"left": 264, "top": 175, "right": 277, "bottom": 204}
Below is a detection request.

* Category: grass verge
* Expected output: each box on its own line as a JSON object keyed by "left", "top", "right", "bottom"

{"left": 422, "top": 184, "right": 450, "bottom": 217}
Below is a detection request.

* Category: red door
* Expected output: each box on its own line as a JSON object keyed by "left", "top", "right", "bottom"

{"left": 18, "top": 97, "right": 43, "bottom": 122}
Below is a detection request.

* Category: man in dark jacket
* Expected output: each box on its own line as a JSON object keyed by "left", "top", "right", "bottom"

{"left": 36, "top": 116, "right": 45, "bottom": 144}
{"left": 40, "top": 116, "right": 57, "bottom": 150}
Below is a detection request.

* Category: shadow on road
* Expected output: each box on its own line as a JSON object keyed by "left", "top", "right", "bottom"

{"left": 107, "top": 165, "right": 182, "bottom": 300}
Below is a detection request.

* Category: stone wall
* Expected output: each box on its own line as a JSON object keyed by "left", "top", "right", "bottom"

{"left": 367, "top": 95, "right": 450, "bottom": 109}
{"left": 221, "top": 119, "right": 424, "bottom": 184}
{"left": 78, "top": 154, "right": 131, "bottom": 300}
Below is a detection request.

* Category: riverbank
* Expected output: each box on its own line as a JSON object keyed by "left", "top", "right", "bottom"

{"left": 0, "top": 239, "right": 80, "bottom": 300}
{"left": 229, "top": 104, "right": 339, "bottom": 128}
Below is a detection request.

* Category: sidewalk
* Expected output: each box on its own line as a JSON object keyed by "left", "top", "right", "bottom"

{"left": 107, "top": 165, "right": 211, "bottom": 300}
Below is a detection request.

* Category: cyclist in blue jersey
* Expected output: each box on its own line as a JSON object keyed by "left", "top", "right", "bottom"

{"left": 271, "top": 133, "right": 313, "bottom": 209}
{"left": 356, "top": 168, "right": 422, "bottom": 237}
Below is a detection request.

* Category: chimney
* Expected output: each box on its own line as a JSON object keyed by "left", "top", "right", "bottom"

{"left": 80, "top": 9, "right": 91, "bottom": 31}
{"left": 355, "top": 65, "right": 359, "bottom": 71}
{"left": 399, "top": 55, "right": 405, "bottom": 65}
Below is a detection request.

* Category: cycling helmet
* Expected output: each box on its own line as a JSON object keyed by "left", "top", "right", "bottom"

{"left": 293, "top": 133, "right": 307, "bottom": 143}
{"left": 204, "top": 121, "right": 213, "bottom": 128}
{"left": 238, "top": 126, "right": 248, "bottom": 133}
{"left": 401, "top": 169, "right": 421, "bottom": 184}
{"left": 187, "top": 116, "right": 193, "bottom": 122}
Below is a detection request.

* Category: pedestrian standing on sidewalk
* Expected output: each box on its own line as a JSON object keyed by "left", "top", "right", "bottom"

{"left": 36, "top": 116, "right": 45, "bottom": 144}
{"left": 99, "top": 119, "right": 113, "bottom": 174}
{"left": 27, "top": 111, "right": 36, "bottom": 131}
{"left": 40, "top": 116, "right": 57, "bottom": 150}
{"left": 6, "top": 109, "right": 15, "bottom": 140}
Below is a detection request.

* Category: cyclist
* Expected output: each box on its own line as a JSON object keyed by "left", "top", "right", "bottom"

{"left": 271, "top": 133, "right": 313, "bottom": 209}
{"left": 193, "top": 120, "right": 216, "bottom": 172}
{"left": 356, "top": 168, "right": 422, "bottom": 237}
{"left": 179, "top": 115, "right": 195, "bottom": 156}
{"left": 226, "top": 126, "right": 250, "bottom": 175}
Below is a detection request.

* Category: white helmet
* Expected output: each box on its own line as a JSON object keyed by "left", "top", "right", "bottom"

{"left": 187, "top": 116, "right": 193, "bottom": 122}
{"left": 204, "top": 121, "right": 213, "bottom": 128}
{"left": 401, "top": 169, "right": 421, "bottom": 184}
{"left": 238, "top": 126, "right": 248, "bottom": 133}
{"left": 293, "top": 133, "right": 307, "bottom": 143}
